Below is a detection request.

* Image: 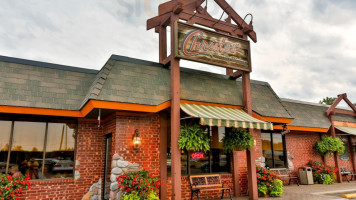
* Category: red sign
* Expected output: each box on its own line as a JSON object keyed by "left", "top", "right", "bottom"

{"left": 191, "top": 152, "right": 204, "bottom": 159}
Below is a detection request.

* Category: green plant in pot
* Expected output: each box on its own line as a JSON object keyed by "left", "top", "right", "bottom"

{"left": 178, "top": 125, "right": 210, "bottom": 152}
{"left": 314, "top": 135, "right": 345, "bottom": 156}
{"left": 222, "top": 128, "right": 255, "bottom": 152}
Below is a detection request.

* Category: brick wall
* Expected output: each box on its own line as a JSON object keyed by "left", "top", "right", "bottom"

{"left": 20, "top": 119, "right": 106, "bottom": 200}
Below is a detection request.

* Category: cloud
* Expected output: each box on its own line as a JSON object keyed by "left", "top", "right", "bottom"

{"left": 0, "top": 0, "right": 355, "bottom": 104}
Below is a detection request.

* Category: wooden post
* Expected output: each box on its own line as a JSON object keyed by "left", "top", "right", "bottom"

{"left": 232, "top": 151, "right": 241, "bottom": 196}
{"left": 242, "top": 72, "right": 258, "bottom": 200}
{"left": 159, "top": 26, "right": 167, "bottom": 63}
{"left": 348, "top": 135, "right": 356, "bottom": 175}
{"left": 170, "top": 14, "right": 181, "bottom": 200}
{"left": 159, "top": 112, "right": 168, "bottom": 200}
{"left": 329, "top": 115, "right": 342, "bottom": 183}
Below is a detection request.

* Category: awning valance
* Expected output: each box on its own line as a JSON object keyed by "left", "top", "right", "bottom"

{"left": 181, "top": 103, "right": 273, "bottom": 130}
{"left": 335, "top": 126, "right": 356, "bottom": 135}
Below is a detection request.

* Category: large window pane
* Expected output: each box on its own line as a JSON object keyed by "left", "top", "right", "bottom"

{"left": 339, "top": 137, "right": 350, "bottom": 161}
{"left": 45, "top": 123, "right": 76, "bottom": 179}
{"left": 0, "top": 121, "right": 12, "bottom": 174}
{"left": 10, "top": 122, "right": 46, "bottom": 179}
{"left": 261, "top": 133, "right": 273, "bottom": 168}
{"left": 211, "top": 127, "right": 231, "bottom": 173}
{"left": 272, "top": 133, "right": 286, "bottom": 168}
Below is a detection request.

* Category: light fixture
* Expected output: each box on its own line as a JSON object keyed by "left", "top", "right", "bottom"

{"left": 281, "top": 124, "right": 290, "bottom": 135}
{"left": 132, "top": 129, "right": 141, "bottom": 152}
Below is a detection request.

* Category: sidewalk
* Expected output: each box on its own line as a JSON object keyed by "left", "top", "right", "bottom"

{"left": 227, "top": 181, "right": 356, "bottom": 200}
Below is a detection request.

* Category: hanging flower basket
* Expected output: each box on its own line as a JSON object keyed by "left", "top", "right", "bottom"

{"left": 222, "top": 128, "right": 255, "bottom": 152}
{"left": 178, "top": 125, "right": 210, "bottom": 152}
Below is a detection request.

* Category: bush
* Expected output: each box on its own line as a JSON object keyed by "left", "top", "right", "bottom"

{"left": 307, "top": 160, "right": 337, "bottom": 184}
{"left": 269, "top": 179, "right": 283, "bottom": 197}
{"left": 0, "top": 173, "right": 31, "bottom": 200}
{"left": 117, "top": 170, "right": 160, "bottom": 200}
{"left": 256, "top": 166, "right": 283, "bottom": 197}
{"left": 314, "top": 136, "right": 345, "bottom": 156}
{"left": 222, "top": 128, "right": 255, "bottom": 152}
{"left": 178, "top": 125, "right": 210, "bottom": 152}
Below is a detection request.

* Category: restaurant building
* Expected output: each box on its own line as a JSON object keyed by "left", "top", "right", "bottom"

{"left": 1, "top": 54, "right": 356, "bottom": 200}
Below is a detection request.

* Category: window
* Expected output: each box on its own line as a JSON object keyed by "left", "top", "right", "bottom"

{"left": 261, "top": 132, "right": 286, "bottom": 168}
{"left": 167, "top": 126, "right": 231, "bottom": 175}
{"left": 0, "top": 118, "right": 76, "bottom": 180}
{"left": 339, "top": 137, "right": 350, "bottom": 161}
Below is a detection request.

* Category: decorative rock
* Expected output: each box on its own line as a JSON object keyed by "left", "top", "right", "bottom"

{"left": 117, "top": 160, "right": 129, "bottom": 168}
{"left": 123, "top": 168, "right": 141, "bottom": 174}
{"left": 113, "top": 153, "right": 120, "bottom": 160}
{"left": 128, "top": 163, "right": 139, "bottom": 169}
{"left": 111, "top": 160, "right": 117, "bottom": 168}
{"left": 110, "top": 191, "right": 116, "bottom": 200}
{"left": 90, "top": 195, "right": 99, "bottom": 200}
{"left": 111, "top": 167, "right": 123, "bottom": 175}
{"left": 116, "top": 191, "right": 122, "bottom": 200}
{"left": 110, "top": 182, "right": 119, "bottom": 191}
{"left": 93, "top": 187, "right": 99, "bottom": 195}
{"left": 75, "top": 170, "right": 80, "bottom": 181}
{"left": 110, "top": 174, "right": 118, "bottom": 182}
{"left": 75, "top": 160, "right": 80, "bottom": 167}
{"left": 119, "top": 157, "right": 124, "bottom": 161}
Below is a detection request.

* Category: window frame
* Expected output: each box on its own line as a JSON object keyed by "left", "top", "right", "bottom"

{"left": 261, "top": 132, "right": 287, "bottom": 169}
{"left": 1, "top": 116, "right": 77, "bottom": 180}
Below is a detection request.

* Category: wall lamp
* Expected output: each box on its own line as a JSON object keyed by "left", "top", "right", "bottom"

{"left": 281, "top": 124, "right": 290, "bottom": 135}
{"left": 132, "top": 129, "right": 141, "bottom": 152}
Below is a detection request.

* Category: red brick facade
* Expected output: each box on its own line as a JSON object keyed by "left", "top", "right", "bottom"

{"left": 17, "top": 113, "right": 356, "bottom": 200}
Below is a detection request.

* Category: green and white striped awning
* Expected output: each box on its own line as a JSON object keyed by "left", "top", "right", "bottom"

{"left": 335, "top": 126, "right": 356, "bottom": 136}
{"left": 181, "top": 103, "right": 273, "bottom": 130}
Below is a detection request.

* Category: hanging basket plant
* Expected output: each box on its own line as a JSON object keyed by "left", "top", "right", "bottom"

{"left": 178, "top": 125, "right": 210, "bottom": 152}
{"left": 314, "top": 135, "right": 345, "bottom": 156}
{"left": 222, "top": 128, "right": 255, "bottom": 152}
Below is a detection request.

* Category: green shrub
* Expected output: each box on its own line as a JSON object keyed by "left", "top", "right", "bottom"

{"left": 322, "top": 174, "right": 334, "bottom": 185}
{"left": 0, "top": 173, "right": 31, "bottom": 200}
{"left": 222, "top": 128, "right": 255, "bottom": 152}
{"left": 307, "top": 160, "right": 337, "bottom": 184}
{"left": 257, "top": 184, "right": 268, "bottom": 196}
{"left": 178, "top": 125, "right": 210, "bottom": 152}
{"left": 269, "top": 179, "right": 283, "bottom": 197}
{"left": 314, "top": 136, "right": 345, "bottom": 156}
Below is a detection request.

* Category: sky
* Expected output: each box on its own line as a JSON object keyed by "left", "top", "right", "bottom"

{"left": 0, "top": 0, "right": 356, "bottom": 104}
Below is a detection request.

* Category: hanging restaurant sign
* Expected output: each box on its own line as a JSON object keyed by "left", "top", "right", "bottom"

{"left": 175, "top": 21, "right": 251, "bottom": 72}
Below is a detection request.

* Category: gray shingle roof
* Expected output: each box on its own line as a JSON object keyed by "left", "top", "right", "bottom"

{"left": 0, "top": 57, "right": 96, "bottom": 110}
{"left": 281, "top": 98, "right": 356, "bottom": 129}
{"left": 0, "top": 54, "right": 292, "bottom": 119}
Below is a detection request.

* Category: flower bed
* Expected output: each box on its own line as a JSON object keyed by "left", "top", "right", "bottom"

{"left": 117, "top": 170, "right": 160, "bottom": 200}
{"left": 0, "top": 174, "right": 31, "bottom": 200}
{"left": 256, "top": 167, "right": 283, "bottom": 197}
{"left": 307, "top": 160, "right": 337, "bottom": 184}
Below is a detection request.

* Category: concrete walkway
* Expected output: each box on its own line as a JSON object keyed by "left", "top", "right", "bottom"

{"left": 223, "top": 181, "right": 356, "bottom": 200}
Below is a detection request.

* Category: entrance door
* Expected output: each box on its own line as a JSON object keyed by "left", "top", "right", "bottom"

{"left": 103, "top": 133, "right": 112, "bottom": 200}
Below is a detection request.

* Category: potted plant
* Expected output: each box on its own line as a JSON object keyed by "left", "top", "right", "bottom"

{"left": 256, "top": 166, "right": 283, "bottom": 197}
{"left": 314, "top": 136, "right": 345, "bottom": 156}
{"left": 222, "top": 128, "right": 255, "bottom": 152}
{"left": 178, "top": 125, "right": 210, "bottom": 152}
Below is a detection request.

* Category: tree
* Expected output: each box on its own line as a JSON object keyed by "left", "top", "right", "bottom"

{"left": 319, "top": 97, "right": 337, "bottom": 105}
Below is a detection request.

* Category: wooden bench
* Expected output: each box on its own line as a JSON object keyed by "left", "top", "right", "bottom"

{"left": 270, "top": 168, "right": 299, "bottom": 186}
{"left": 189, "top": 174, "right": 232, "bottom": 200}
{"left": 340, "top": 166, "right": 356, "bottom": 182}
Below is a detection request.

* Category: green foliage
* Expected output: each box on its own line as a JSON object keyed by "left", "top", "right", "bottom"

{"left": 0, "top": 173, "right": 31, "bottom": 199}
{"left": 257, "top": 184, "right": 267, "bottom": 196}
{"left": 178, "top": 125, "right": 210, "bottom": 152}
{"left": 118, "top": 170, "right": 160, "bottom": 200}
{"left": 256, "top": 166, "right": 283, "bottom": 197}
{"left": 222, "top": 128, "right": 255, "bottom": 152}
{"left": 314, "top": 136, "right": 345, "bottom": 156}
{"left": 319, "top": 97, "right": 337, "bottom": 105}
{"left": 269, "top": 179, "right": 283, "bottom": 197}
{"left": 307, "top": 160, "right": 337, "bottom": 184}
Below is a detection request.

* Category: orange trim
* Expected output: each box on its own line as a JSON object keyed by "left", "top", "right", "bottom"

{"left": 0, "top": 106, "right": 82, "bottom": 117}
{"left": 180, "top": 100, "right": 242, "bottom": 109}
{"left": 334, "top": 121, "right": 356, "bottom": 128}
{"left": 252, "top": 113, "right": 293, "bottom": 124}
{"left": 274, "top": 125, "right": 329, "bottom": 133}
{"left": 89, "top": 100, "right": 171, "bottom": 113}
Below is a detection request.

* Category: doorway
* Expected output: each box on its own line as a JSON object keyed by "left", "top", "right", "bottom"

{"left": 103, "top": 133, "right": 112, "bottom": 200}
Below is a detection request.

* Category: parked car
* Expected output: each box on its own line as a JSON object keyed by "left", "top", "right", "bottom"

{"left": 51, "top": 159, "right": 74, "bottom": 172}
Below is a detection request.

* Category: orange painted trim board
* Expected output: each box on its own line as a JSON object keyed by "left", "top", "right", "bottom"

{"left": 274, "top": 125, "right": 329, "bottom": 133}
{"left": 334, "top": 121, "right": 356, "bottom": 128}
{"left": 0, "top": 106, "right": 82, "bottom": 117}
